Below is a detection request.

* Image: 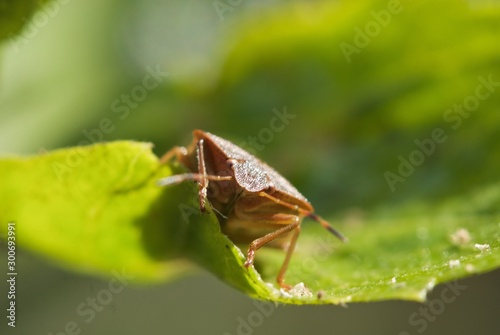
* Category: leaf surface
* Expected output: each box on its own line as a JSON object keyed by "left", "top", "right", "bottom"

{"left": 0, "top": 141, "right": 499, "bottom": 304}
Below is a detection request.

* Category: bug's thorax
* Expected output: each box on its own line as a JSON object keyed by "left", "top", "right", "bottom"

{"left": 193, "top": 130, "right": 314, "bottom": 212}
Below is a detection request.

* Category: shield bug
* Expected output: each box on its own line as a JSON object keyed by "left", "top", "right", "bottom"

{"left": 158, "top": 129, "right": 347, "bottom": 289}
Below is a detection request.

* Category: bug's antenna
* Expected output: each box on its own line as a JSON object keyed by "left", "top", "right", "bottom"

{"left": 307, "top": 213, "right": 349, "bottom": 243}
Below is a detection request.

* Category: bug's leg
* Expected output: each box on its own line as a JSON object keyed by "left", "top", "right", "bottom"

{"left": 157, "top": 173, "right": 231, "bottom": 187}
{"left": 158, "top": 137, "right": 231, "bottom": 190}
{"left": 277, "top": 225, "right": 301, "bottom": 289}
{"left": 159, "top": 146, "right": 188, "bottom": 165}
{"left": 196, "top": 139, "right": 209, "bottom": 212}
{"left": 258, "top": 192, "right": 348, "bottom": 243}
{"left": 243, "top": 217, "right": 300, "bottom": 289}
{"left": 158, "top": 140, "right": 232, "bottom": 212}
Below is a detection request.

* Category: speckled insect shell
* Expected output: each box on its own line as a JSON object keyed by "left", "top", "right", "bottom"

{"left": 194, "top": 130, "right": 313, "bottom": 212}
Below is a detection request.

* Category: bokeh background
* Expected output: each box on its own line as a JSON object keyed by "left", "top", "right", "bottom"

{"left": 1, "top": 0, "right": 500, "bottom": 334}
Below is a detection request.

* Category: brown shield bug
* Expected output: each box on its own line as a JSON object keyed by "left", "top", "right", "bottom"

{"left": 158, "top": 129, "right": 347, "bottom": 289}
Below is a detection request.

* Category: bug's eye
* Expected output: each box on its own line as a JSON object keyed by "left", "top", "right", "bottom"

{"left": 226, "top": 159, "right": 237, "bottom": 168}
{"left": 266, "top": 184, "right": 276, "bottom": 194}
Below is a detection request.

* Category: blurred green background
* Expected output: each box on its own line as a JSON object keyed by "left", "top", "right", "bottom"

{"left": 1, "top": 0, "right": 500, "bottom": 334}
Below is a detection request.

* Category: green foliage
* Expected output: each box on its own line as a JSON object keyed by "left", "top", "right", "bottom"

{"left": 1, "top": 142, "right": 499, "bottom": 304}
{"left": 0, "top": 142, "right": 192, "bottom": 281}
{"left": 0, "top": 0, "right": 48, "bottom": 40}
{"left": 209, "top": 0, "right": 500, "bottom": 211}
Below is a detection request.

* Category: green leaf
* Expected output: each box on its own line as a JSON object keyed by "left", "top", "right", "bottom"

{"left": 0, "top": 141, "right": 195, "bottom": 282}
{"left": 0, "top": 141, "right": 499, "bottom": 304}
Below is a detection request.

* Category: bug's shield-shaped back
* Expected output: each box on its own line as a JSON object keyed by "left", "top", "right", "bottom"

{"left": 202, "top": 131, "right": 310, "bottom": 208}
{"left": 230, "top": 160, "right": 269, "bottom": 192}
